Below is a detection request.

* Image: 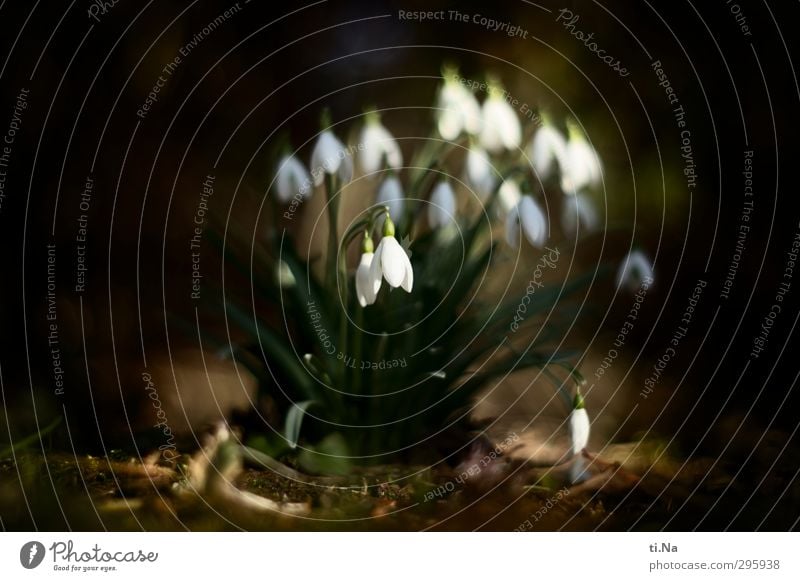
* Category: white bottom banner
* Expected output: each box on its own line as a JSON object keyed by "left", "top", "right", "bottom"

{"left": 1, "top": 532, "right": 798, "bottom": 579}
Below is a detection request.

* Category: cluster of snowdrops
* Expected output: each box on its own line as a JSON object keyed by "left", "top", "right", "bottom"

{"left": 245, "top": 66, "right": 655, "bottom": 475}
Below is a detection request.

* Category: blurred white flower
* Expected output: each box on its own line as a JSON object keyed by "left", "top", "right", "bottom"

{"left": 369, "top": 216, "right": 413, "bottom": 293}
{"left": 465, "top": 145, "right": 496, "bottom": 200}
{"left": 437, "top": 72, "right": 482, "bottom": 141}
{"left": 310, "top": 129, "right": 353, "bottom": 186}
{"left": 479, "top": 84, "right": 522, "bottom": 153}
{"left": 376, "top": 175, "right": 405, "bottom": 223}
{"left": 428, "top": 180, "right": 456, "bottom": 228}
{"left": 560, "top": 122, "right": 602, "bottom": 195}
{"left": 359, "top": 114, "right": 403, "bottom": 174}
{"left": 275, "top": 259, "right": 296, "bottom": 288}
{"left": 529, "top": 121, "right": 567, "bottom": 182}
{"left": 616, "top": 250, "right": 654, "bottom": 291}
{"left": 505, "top": 195, "right": 547, "bottom": 248}
{"left": 497, "top": 179, "right": 522, "bottom": 215}
{"left": 355, "top": 235, "right": 380, "bottom": 306}
{"left": 274, "top": 155, "right": 311, "bottom": 203}
{"left": 561, "top": 192, "right": 600, "bottom": 235}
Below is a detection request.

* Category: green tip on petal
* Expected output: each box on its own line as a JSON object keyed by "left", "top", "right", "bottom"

{"left": 320, "top": 108, "right": 332, "bottom": 130}
{"left": 486, "top": 74, "right": 503, "bottom": 97}
{"left": 382, "top": 213, "right": 396, "bottom": 237}
{"left": 362, "top": 232, "right": 374, "bottom": 253}
{"left": 442, "top": 62, "right": 459, "bottom": 81}
{"left": 566, "top": 118, "right": 584, "bottom": 141}
{"left": 573, "top": 391, "right": 586, "bottom": 410}
{"left": 364, "top": 107, "right": 380, "bottom": 124}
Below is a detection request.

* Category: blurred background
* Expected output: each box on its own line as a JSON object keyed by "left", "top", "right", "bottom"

{"left": 1, "top": 0, "right": 798, "bottom": 529}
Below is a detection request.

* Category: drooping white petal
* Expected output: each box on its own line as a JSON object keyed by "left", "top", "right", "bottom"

{"left": 355, "top": 252, "right": 379, "bottom": 306}
{"left": 460, "top": 93, "right": 483, "bottom": 136}
{"left": 569, "top": 408, "right": 590, "bottom": 455}
{"left": 437, "top": 81, "right": 482, "bottom": 140}
{"left": 561, "top": 192, "right": 599, "bottom": 235}
{"left": 428, "top": 180, "right": 456, "bottom": 228}
{"left": 360, "top": 122, "right": 403, "bottom": 174}
{"left": 378, "top": 235, "right": 410, "bottom": 288}
{"left": 497, "top": 180, "right": 522, "bottom": 215}
{"left": 616, "top": 250, "right": 654, "bottom": 291}
{"left": 529, "top": 124, "right": 567, "bottom": 182}
{"left": 518, "top": 196, "right": 548, "bottom": 248}
{"left": 437, "top": 110, "right": 462, "bottom": 142}
{"left": 480, "top": 96, "right": 522, "bottom": 153}
{"left": 400, "top": 253, "right": 414, "bottom": 292}
{"left": 310, "top": 130, "right": 352, "bottom": 186}
{"left": 369, "top": 239, "right": 385, "bottom": 294}
{"left": 376, "top": 176, "right": 405, "bottom": 222}
{"left": 465, "top": 145, "right": 496, "bottom": 199}
{"left": 560, "top": 135, "right": 602, "bottom": 194}
{"left": 275, "top": 155, "right": 311, "bottom": 203}
{"left": 505, "top": 203, "right": 520, "bottom": 247}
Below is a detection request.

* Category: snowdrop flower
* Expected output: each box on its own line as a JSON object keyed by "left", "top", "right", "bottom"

{"left": 376, "top": 175, "right": 405, "bottom": 224}
{"left": 505, "top": 195, "right": 547, "bottom": 248}
{"left": 359, "top": 112, "right": 403, "bottom": 174}
{"left": 437, "top": 67, "right": 482, "bottom": 141}
{"left": 310, "top": 129, "right": 353, "bottom": 187}
{"left": 355, "top": 234, "right": 380, "bottom": 307}
{"left": 369, "top": 214, "right": 413, "bottom": 293}
{"left": 561, "top": 192, "right": 600, "bottom": 236}
{"left": 497, "top": 179, "right": 522, "bottom": 215}
{"left": 479, "top": 81, "right": 522, "bottom": 153}
{"left": 465, "top": 144, "right": 496, "bottom": 200}
{"left": 274, "top": 155, "right": 311, "bottom": 203}
{"left": 560, "top": 121, "right": 602, "bottom": 195}
{"left": 528, "top": 119, "right": 567, "bottom": 182}
{"left": 616, "top": 249, "right": 654, "bottom": 291}
{"left": 428, "top": 180, "right": 456, "bottom": 228}
{"left": 569, "top": 391, "right": 591, "bottom": 483}
{"left": 569, "top": 391, "right": 590, "bottom": 455}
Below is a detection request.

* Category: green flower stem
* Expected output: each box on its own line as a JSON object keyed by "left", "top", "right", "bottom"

{"left": 333, "top": 207, "right": 387, "bottom": 389}
{"left": 351, "top": 304, "right": 364, "bottom": 396}
{"left": 324, "top": 173, "right": 340, "bottom": 290}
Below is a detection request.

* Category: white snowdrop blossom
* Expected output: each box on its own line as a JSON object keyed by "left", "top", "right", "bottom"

{"left": 569, "top": 392, "right": 591, "bottom": 484}
{"left": 437, "top": 73, "right": 482, "bottom": 141}
{"left": 529, "top": 122, "right": 567, "bottom": 182}
{"left": 569, "top": 393, "right": 590, "bottom": 455}
{"left": 561, "top": 192, "right": 600, "bottom": 235}
{"left": 505, "top": 195, "right": 547, "bottom": 248}
{"left": 359, "top": 115, "right": 403, "bottom": 174}
{"left": 369, "top": 216, "right": 413, "bottom": 293}
{"left": 376, "top": 175, "right": 405, "bottom": 224}
{"left": 497, "top": 179, "right": 522, "bottom": 215}
{"left": 428, "top": 180, "right": 456, "bottom": 228}
{"left": 310, "top": 129, "right": 353, "bottom": 186}
{"left": 616, "top": 250, "right": 654, "bottom": 291}
{"left": 274, "top": 155, "right": 311, "bottom": 203}
{"left": 560, "top": 123, "right": 602, "bottom": 195}
{"left": 465, "top": 145, "right": 496, "bottom": 200}
{"left": 355, "top": 235, "right": 380, "bottom": 307}
{"left": 479, "top": 85, "right": 522, "bottom": 153}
